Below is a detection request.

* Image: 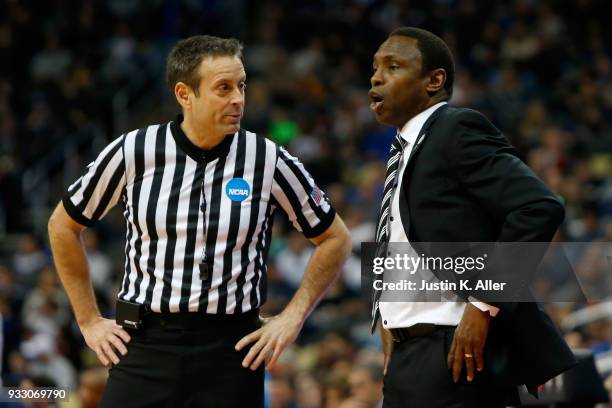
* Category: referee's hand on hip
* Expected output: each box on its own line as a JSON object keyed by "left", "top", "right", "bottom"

{"left": 80, "top": 316, "right": 131, "bottom": 367}
{"left": 235, "top": 312, "right": 303, "bottom": 371}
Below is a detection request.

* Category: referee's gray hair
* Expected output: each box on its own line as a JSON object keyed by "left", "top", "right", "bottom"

{"left": 166, "top": 35, "right": 243, "bottom": 96}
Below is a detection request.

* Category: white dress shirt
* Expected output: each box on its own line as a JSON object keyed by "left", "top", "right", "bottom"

{"left": 379, "top": 102, "right": 498, "bottom": 329}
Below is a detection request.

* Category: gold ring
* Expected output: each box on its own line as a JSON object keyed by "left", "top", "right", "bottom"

{"left": 464, "top": 353, "right": 474, "bottom": 358}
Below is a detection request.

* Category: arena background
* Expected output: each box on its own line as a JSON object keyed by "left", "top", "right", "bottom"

{"left": 0, "top": 1, "right": 611, "bottom": 407}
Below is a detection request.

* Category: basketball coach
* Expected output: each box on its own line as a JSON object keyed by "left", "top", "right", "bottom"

{"left": 368, "top": 27, "right": 576, "bottom": 407}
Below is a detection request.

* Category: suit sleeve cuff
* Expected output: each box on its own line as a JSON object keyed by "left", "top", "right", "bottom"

{"left": 468, "top": 298, "right": 500, "bottom": 317}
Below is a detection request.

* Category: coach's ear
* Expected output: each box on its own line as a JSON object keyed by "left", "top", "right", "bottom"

{"left": 426, "top": 68, "right": 446, "bottom": 96}
{"left": 174, "top": 82, "right": 193, "bottom": 110}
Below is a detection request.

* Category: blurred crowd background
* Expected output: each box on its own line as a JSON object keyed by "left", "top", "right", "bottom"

{"left": 0, "top": 0, "right": 611, "bottom": 407}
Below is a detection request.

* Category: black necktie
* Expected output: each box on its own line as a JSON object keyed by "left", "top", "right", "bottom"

{"left": 371, "top": 131, "right": 407, "bottom": 331}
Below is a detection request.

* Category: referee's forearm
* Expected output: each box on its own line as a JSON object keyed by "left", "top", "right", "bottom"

{"left": 48, "top": 204, "right": 101, "bottom": 327}
{"left": 283, "top": 216, "right": 351, "bottom": 322}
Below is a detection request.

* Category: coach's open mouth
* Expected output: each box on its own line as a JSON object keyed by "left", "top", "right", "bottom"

{"left": 369, "top": 91, "right": 384, "bottom": 113}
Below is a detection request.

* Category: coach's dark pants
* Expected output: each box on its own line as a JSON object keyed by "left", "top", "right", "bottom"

{"left": 101, "top": 310, "right": 264, "bottom": 408}
{"left": 383, "top": 327, "right": 516, "bottom": 408}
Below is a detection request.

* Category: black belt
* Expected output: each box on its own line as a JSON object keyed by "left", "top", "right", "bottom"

{"left": 141, "top": 308, "right": 260, "bottom": 331}
{"left": 389, "top": 324, "right": 454, "bottom": 342}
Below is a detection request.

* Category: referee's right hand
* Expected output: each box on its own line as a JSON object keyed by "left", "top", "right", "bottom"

{"left": 80, "top": 316, "right": 131, "bottom": 367}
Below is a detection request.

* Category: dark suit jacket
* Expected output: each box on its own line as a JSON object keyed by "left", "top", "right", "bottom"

{"left": 397, "top": 104, "right": 576, "bottom": 391}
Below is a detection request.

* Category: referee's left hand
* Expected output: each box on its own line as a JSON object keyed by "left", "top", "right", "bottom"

{"left": 235, "top": 312, "right": 303, "bottom": 371}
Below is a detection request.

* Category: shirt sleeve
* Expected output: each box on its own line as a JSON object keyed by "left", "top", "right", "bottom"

{"left": 271, "top": 146, "right": 336, "bottom": 238}
{"left": 469, "top": 298, "right": 500, "bottom": 317}
{"left": 62, "top": 135, "right": 126, "bottom": 227}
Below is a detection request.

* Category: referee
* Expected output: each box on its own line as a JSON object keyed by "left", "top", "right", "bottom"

{"left": 47, "top": 35, "right": 351, "bottom": 407}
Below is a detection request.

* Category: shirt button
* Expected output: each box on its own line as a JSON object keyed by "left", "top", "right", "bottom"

{"left": 390, "top": 216, "right": 394, "bottom": 221}
{"left": 383, "top": 320, "right": 388, "bottom": 325}
{"left": 387, "top": 251, "right": 391, "bottom": 256}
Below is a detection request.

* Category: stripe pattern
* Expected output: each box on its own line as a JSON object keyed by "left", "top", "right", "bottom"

{"left": 371, "top": 131, "right": 407, "bottom": 326}
{"left": 375, "top": 132, "right": 408, "bottom": 243}
{"left": 63, "top": 118, "right": 335, "bottom": 314}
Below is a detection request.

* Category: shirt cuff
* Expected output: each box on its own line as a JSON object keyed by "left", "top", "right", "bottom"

{"left": 468, "top": 298, "right": 500, "bottom": 317}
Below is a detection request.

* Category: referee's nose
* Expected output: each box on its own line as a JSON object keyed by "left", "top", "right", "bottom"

{"left": 230, "top": 88, "right": 245, "bottom": 112}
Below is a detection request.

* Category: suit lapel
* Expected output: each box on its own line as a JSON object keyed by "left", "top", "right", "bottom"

{"left": 398, "top": 104, "right": 448, "bottom": 241}
{"left": 402, "top": 104, "right": 448, "bottom": 170}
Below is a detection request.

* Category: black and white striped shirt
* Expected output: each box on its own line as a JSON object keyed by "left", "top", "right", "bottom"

{"left": 63, "top": 115, "right": 335, "bottom": 314}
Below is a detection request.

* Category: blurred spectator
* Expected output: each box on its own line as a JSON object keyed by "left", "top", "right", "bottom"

{"left": 21, "top": 267, "right": 70, "bottom": 338}
{"left": 59, "top": 367, "right": 108, "bottom": 408}
{"left": 294, "top": 372, "right": 323, "bottom": 408}
{"left": 12, "top": 235, "right": 49, "bottom": 287}
{"left": 347, "top": 362, "right": 383, "bottom": 408}
{"left": 20, "top": 332, "right": 77, "bottom": 390}
{"left": 269, "top": 374, "right": 296, "bottom": 408}
{"left": 82, "top": 230, "right": 113, "bottom": 296}
{"left": 30, "top": 33, "right": 73, "bottom": 84}
{"left": 323, "top": 371, "right": 350, "bottom": 408}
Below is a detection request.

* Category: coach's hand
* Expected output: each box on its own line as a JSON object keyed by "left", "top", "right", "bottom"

{"left": 80, "top": 316, "right": 131, "bottom": 367}
{"left": 447, "top": 303, "right": 490, "bottom": 383}
{"left": 235, "top": 312, "right": 303, "bottom": 371}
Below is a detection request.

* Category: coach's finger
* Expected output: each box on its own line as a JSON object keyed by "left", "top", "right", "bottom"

{"left": 447, "top": 335, "right": 456, "bottom": 369}
{"left": 464, "top": 346, "right": 475, "bottom": 382}
{"left": 452, "top": 342, "right": 464, "bottom": 383}
{"left": 474, "top": 343, "right": 485, "bottom": 372}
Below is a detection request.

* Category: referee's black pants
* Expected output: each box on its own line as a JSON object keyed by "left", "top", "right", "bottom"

{"left": 101, "top": 310, "right": 264, "bottom": 408}
{"left": 383, "top": 326, "right": 518, "bottom": 408}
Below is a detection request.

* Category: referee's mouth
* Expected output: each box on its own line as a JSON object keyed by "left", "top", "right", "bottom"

{"left": 225, "top": 113, "right": 243, "bottom": 123}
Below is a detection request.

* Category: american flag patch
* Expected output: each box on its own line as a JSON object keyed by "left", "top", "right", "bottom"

{"left": 311, "top": 186, "right": 324, "bottom": 204}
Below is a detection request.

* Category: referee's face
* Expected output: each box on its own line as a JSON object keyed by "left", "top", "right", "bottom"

{"left": 191, "top": 55, "right": 246, "bottom": 137}
{"left": 369, "top": 36, "right": 430, "bottom": 128}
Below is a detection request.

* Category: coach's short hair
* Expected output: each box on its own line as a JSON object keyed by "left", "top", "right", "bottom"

{"left": 389, "top": 27, "right": 455, "bottom": 100}
{"left": 166, "top": 35, "right": 243, "bottom": 96}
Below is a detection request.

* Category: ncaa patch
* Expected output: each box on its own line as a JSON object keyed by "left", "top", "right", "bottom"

{"left": 226, "top": 178, "right": 250, "bottom": 202}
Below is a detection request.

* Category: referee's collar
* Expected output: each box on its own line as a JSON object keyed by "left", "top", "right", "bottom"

{"left": 171, "top": 114, "right": 235, "bottom": 162}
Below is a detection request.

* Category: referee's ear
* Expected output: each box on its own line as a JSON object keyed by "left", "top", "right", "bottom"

{"left": 174, "top": 82, "right": 193, "bottom": 110}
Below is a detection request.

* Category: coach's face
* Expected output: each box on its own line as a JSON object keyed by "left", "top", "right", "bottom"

{"left": 191, "top": 55, "right": 246, "bottom": 136}
{"left": 369, "top": 36, "right": 430, "bottom": 128}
